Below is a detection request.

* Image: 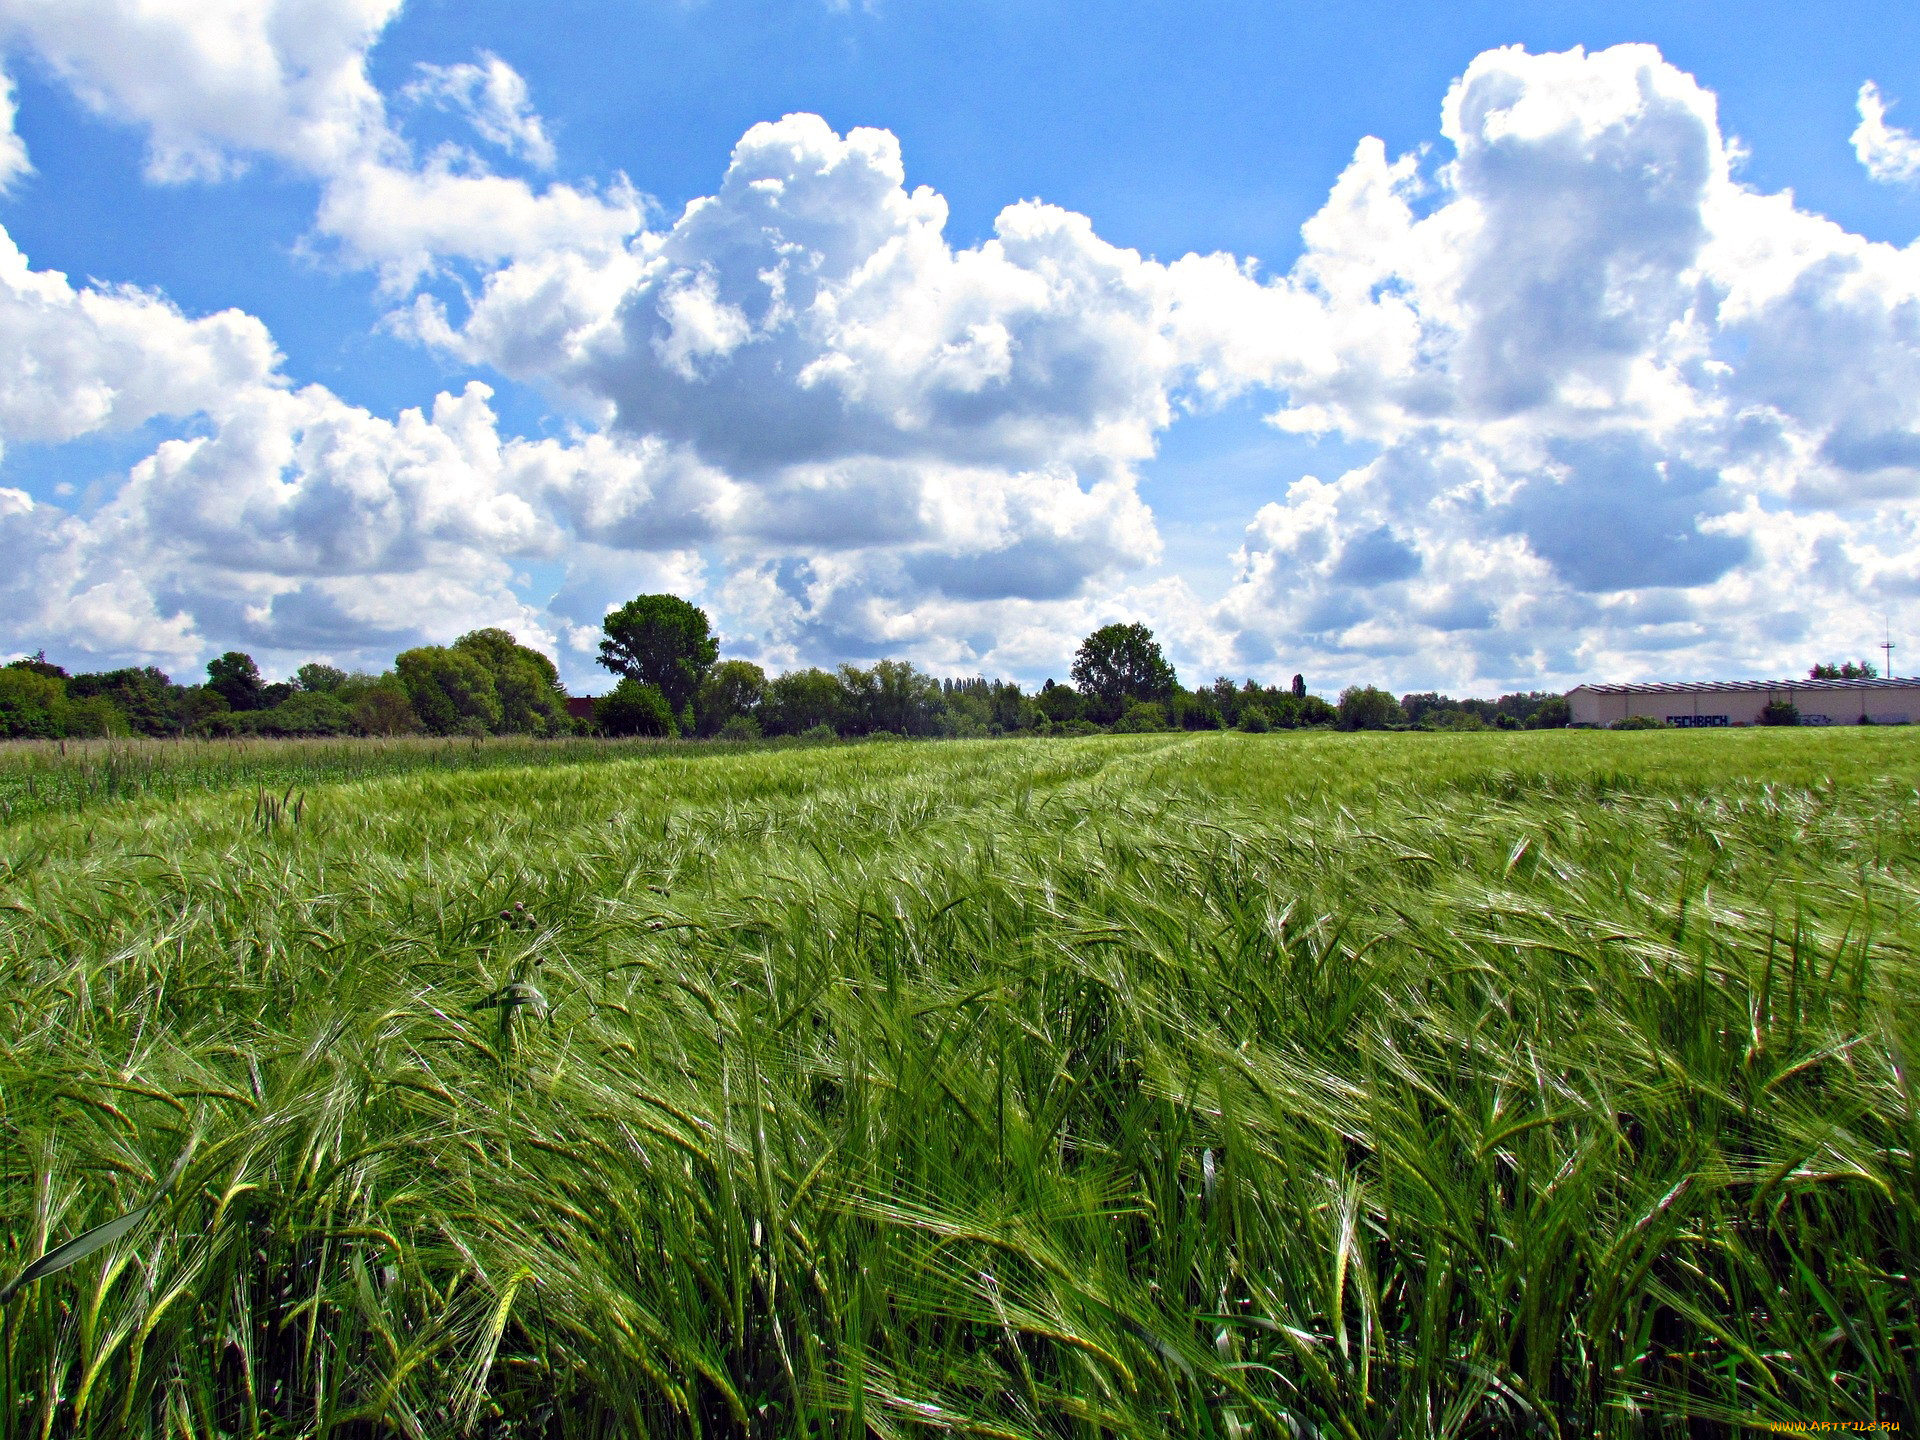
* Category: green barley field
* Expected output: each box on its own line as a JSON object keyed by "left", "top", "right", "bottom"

{"left": 0, "top": 729, "right": 1914, "bottom": 1436}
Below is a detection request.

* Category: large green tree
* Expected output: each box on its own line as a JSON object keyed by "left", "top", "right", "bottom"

{"left": 453, "top": 628, "right": 571, "bottom": 735}
{"left": 837, "top": 660, "right": 945, "bottom": 736}
{"left": 1070, "top": 623, "right": 1176, "bottom": 722}
{"left": 295, "top": 663, "right": 349, "bottom": 694}
{"left": 1336, "top": 685, "right": 1404, "bottom": 731}
{"left": 761, "top": 668, "right": 845, "bottom": 737}
{"left": 395, "top": 647, "right": 502, "bottom": 736}
{"left": 67, "top": 666, "right": 179, "bottom": 735}
{"left": 206, "top": 651, "right": 264, "bottom": 712}
{"left": 0, "top": 668, "right": 66, "bottom": 738}
{"left": 694, "top": 660, "right": 768, "bottom": 737}
{"left": 598, "top": 596, "right": 718, "bottom": 716}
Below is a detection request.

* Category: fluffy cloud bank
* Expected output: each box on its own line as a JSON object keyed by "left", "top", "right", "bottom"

{"left": 421, "top": 49, "right": 1920, "bottom": 685}
{"left": 0, "top": 222, "right": 661, "bottom": 669}
{"left": 1209, "top": 44, "right": 1920, "bottom": 687}
{"left": 0, "top": 0, "right": 639, "bottom": 287}
{"left": 417, "top": 112, "right": 1215, "bottom": 666}
{"left": 3, "top": 19, "right": 1919, "bottom": 690}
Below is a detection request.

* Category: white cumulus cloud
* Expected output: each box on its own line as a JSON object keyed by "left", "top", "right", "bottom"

{"left": 1211, "top": 45, "right": 1920, "bottom": 690}
{"left": 0, "top": 222, "right": 656, "bottom": 672}
{"left": 0, "top": 0, "right": 400, "bottom": 180}
{"left": 1852, "top": 81, "right": 1920, "bottom": 185}
{"left": 0, "top": 67, "right": 29, "bottom": 189}
{"left": 9, "top": 34, "right": 1920, "bottom": 693}
{"left": 421, "top": 113, "right": 1201, "bottom": 665}
{"left": 0, "top": 0, "right": 640, "bottom": 285}
{"left": 0, "top": 226, "right": 280, "bottom": 451}
{"left": 403, "top": 52, "right": 556, "bottom": 171}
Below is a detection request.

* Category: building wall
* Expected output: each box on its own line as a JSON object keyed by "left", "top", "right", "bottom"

{"left": 1569, "top": 683, "right": 1920, "bottom": 728}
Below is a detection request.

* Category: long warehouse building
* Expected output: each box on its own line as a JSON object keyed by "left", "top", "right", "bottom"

{"left": 1567, "top": 677, "right": 1920, "bottom": 728}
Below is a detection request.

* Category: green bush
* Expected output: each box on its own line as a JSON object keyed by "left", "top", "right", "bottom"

{"left": 1761, "top": 699, "right": 1800, "bottom": 726}
{"left": 1526, "top": 695, "right": 1571, "bottom": 729}
{"left": 396, "top": 646, "right": 502, "bottom": 735}
{"left": 0, "top": 667, "right": 67, "bottom": 738}
{"left": 1612, "top": 714, "right": 1666, "bottom": 730}
{"left": 716, "top": 714, "right": 761, "bottom": 742}
{"left": 454, "top": 628, "right": 572, "bottom": 735}
{"left": 762, "top": 669, "right": 846, "bottom": 736}
{"left": 1034, "top": 679, "right": 1084, "bottom": 724}
{"left": 1337, "top": 685, "right": 1406, "bottom": 731}
{"left": 246, "top": 691, "right": 355, "bottom": 737}
{"left": 66, "top": 666, "right": 177, "bottom": 735}
{"left": 1237, "top": 703, "right": 1271, "bottom": 733}
{"left": 800, "top": 722, "right": 838, "bottom": 743}
{"left": 294, "top": 662, "right": 349, "bottom": 693}
{"left": 695, "top": 660, "right": 768, "bottom": 737}
{"left": 595, "top": 678, "right": 678, "bottom": 737}
{"left": 1113, "top": 701, "right": 1169, "bottom": 733}
{"left": 63, "top": 694, "right": 128, "bottom": 737}
{"left": 347, "top": 679, "right": 420, "bottom": 736}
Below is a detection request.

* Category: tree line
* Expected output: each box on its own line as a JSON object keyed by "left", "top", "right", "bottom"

{"left": 0, "top": 594, "right": 1569, "bottom": 740}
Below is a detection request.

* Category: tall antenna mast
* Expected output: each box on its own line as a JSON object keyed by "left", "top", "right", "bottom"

{"left": 1882, "top": 615, "right": 1897, "bottom": 680}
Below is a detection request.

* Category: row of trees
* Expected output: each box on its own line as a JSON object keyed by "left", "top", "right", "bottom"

{"left": 0, "top": 630, "right": 570, "bottom": 740}
{"left": 1, "top": 595, "right": 1571, "bottom": 741}
{"left": 585, "top": 610, "right": 1347, "bottom": 739}
{"left": 1393, "top": 690, "right": 1571, "bottom": 730}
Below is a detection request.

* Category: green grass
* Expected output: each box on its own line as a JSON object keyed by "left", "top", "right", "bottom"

{"left": 0, "top": 729, "right": 1914, "bottom": 1436}
{"left": 0, "top": 735, "right": 714, "bottom": 828}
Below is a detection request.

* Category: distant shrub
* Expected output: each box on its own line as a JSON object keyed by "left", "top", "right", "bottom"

{"left": 1337, "top": 685, "right": 1405, "bottom": 731}
{"left": 397, "top": 646, "right": 502, "bottom": 736}
{"left": 695, "top": 660, "right": 768, "bottom": 737}
{"left": 1612, "top": 715, "right": 1665, "bottom": 730}
{"left": 64, "top": 696, "right": 128, "bottom": 737}
{"left": 1113, "top": 701, "right": 1168, "bottom": 733}
{"left": 1054, "top": 718, "right": 1102, "bottom": 736}
{"left": 801, "top": 723, "right": 838, "bottom": 744}
{"left": 716, "top": 714, "right": 761, "bottom": 742}
{"left": 1760, "top": 700, "right": 1800, "bottom": 727}
{"left": 596, "top": 678, "right": 678, "bottom": 738}
{"left": 245, "top": 692, "right": 355, "bottom": 737}
{"left": 1237, "top": 704, "right": 1271, "bottom": 734}
{"left": 863, "top": 729, "right": 905, "bottom": 743}
{"left": 0, "top": 668, "right": 66, "bottom": 738}
{"left": 1526, "top": 696, "right": 1571, "bottom": 729}
{"left": 350, "top": 682, "right": 420, "bottom": 736}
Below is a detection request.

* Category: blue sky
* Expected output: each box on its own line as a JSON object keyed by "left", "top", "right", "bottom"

{"left": 1, "top": 0, "right": 1917, "bottom": 693}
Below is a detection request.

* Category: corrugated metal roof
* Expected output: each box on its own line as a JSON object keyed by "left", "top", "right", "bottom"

{"left": 1570, "top": 677, "right": 1920, "bottom": 696}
